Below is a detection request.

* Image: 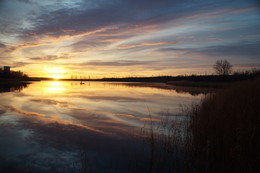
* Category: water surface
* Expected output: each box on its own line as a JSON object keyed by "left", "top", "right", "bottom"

{"left": 0, "top": 81, "right": 202, "bottom": 172}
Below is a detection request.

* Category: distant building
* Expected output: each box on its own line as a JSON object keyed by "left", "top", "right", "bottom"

{"left": 4, "top": 66, "right": 11, "bottom": 74}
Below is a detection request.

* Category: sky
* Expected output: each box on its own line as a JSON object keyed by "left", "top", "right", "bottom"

{"left": 0, "top": 0, "right": 260, "bottom": 78}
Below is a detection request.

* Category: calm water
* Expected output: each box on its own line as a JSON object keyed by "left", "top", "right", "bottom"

{"left": 0, "top": 81, "right": 202, "bottom": 172}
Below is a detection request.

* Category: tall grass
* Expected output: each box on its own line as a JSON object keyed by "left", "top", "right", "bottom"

{"left": 139, "top": 112, "right": 188, "bottom": 173}
{"left": 140, "top": 78, "right": 259, "bottom": 173}
{"left": 186, "top": 78, "right": 260, "bottom": 173}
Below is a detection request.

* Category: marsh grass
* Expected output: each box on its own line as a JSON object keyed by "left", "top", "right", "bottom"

{"left": 186, "top": 78, "right": 260, "bottom": 173}
{"left": 139, "top": 78, "right": 259, "bottom": 173}
{"left": 139, "top": 111, "right": 189, "bottom": 173}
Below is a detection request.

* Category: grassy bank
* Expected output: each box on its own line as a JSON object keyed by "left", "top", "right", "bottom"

{"left": 186, "top": 78, "right": 260, "bottom": 173}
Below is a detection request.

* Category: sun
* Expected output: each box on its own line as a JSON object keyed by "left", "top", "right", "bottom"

{"left": 50, "top": 74, "right": 63, "bottom": 80}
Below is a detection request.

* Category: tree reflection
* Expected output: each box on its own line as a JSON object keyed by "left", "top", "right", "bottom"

{"left": 0, "top": 82, "right": 30, "bottom": 93}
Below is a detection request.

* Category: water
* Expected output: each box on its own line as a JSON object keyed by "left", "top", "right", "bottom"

{"left": 0, "top": 81, "right": 203, "bottom": 172}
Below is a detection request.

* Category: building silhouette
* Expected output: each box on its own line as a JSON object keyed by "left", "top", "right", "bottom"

{"left": 4, "top": 66, "right": 11, "bottom": 74}
{"left": 1, "top": 66, "right": 11, "bottom": 78}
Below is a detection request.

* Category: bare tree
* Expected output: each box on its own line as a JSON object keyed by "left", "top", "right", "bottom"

{"left": 213, "top": 60, "right": 232, "bottom": 75}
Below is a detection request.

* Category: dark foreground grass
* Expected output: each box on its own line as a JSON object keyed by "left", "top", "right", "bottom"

{"left": 186, "top": 78, "right": 260, "bottom": 173}
{"left": 145, "top": 118, "right": 186, "bottom": 173}
{"left": 128, "top": 78, "right": 259, "bottom": 173}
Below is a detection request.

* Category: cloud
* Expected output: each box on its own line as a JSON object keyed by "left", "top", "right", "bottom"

{"left": 2, "top": 0, "right": 259, "bottom": 44}
{"left": 12, "top": 0, "right": 31, "bottom": 3}
{"left": 12, "top": 62, "right": 32, "bottom": 68}
{"left": 83, "top": 60, "right": 156, "bottom": 66}
{"left": 159, "top": 41, "right": 260, "bottom": 60}
{"left": 5, "top": 43, "right": 45, "bottom": 53}
{"left": 20, "top": 0, "right": 237, "bottom": 39}
{"left": 158, "top": 48, "right": 190, "bottom": 54}
{"left": 0, "top": 0, "right": 259, "bottom": 76}
{"left": 0, "top": 42, "right": 6, "bottom": 48}
{"left": 112, "top": 42, "right": 172, "bottom": 50}
{"left": 30, "top": 55, "right": 70, "bottom": 61}
{"left": 69, "top": 29, "right": 173, "bottom": 53}
{"left": 197, "top": 42, "right": 260, "bottom": 58}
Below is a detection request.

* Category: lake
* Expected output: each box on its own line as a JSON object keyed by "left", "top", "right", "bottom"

{"left": 0, "top": 81, "right": 203, "bottom": 173}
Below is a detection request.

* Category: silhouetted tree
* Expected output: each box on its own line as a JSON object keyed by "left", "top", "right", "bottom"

{"left": 213, "top": 59, "right": 232, "bottom": 75}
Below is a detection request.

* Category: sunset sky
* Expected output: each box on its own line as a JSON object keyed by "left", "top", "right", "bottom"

{"left": 0, "top": 0, "right": 260, "bottom": 78}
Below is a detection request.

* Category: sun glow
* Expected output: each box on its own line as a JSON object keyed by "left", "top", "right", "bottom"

{"left": 47, "top": 67, "right": 66, "bottom": 79}
{"left": 50, "top": 74, "right": 63, "bottom": 79}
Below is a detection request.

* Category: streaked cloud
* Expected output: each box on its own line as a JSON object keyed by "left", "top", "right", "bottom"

{"left": 159, "top": 41, "right": 260, "bottom": 59}
{"left": 83, "top": 60, "right": 155, "bottom": 67}
{"left": 5, "top": 43, "right": 46, "bottom": 53}
{"left": 30, "top": 55, "right": 70, "bottom": 61}
{"left": 9, "top": 61, "right": 34, "bottom": 68}
{"left": 0, "top": 42, "right": 6, "bottom": 48}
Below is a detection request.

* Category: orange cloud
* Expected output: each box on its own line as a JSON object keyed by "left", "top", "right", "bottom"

{"left": 6, "top": 43, "right": 46, "bottom": 53}
{"left": 39, "top": 26, "right": 118, "bottom": 42}
{"left": 68, "top": 42, "right": 172, "bottom": 55}
{"left": 114, "top": 42, "right": 172, "bottom": 50}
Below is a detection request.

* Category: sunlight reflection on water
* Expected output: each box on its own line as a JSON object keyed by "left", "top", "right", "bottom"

{"left": 46, "top": 81, "right": 66, "bottom": 93}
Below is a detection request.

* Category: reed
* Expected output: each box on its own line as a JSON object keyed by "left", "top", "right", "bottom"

{"left": 186, "top": 78, "right": 260, "bottom": 173}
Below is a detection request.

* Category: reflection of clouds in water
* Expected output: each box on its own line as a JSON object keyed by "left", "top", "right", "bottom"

{"left": 0, "top": 123, "right": 78, "bottom": 173}
{"left": 67, "top": 106, "right": 159, "bottom": 129}
{"left": 13, "top": 92, "right": 30, "bottom": 97}
{"left": 5, "top": 95, "right": 163, "bottom": 134}
{"left": 1, "top": 98, "right": 180, "bottom": 138}
{"left": 7, "top": 106, "right": 48, "bottom": 117}
{"left": 0, "top": 109, "right": 5, "bottom": 115}
{"left": 5, "top": 105, "right": 105, "bottom": 134}
{"left": 1, "top": 97, "right": 143, "bottom": 137}
{"left": 0, "top": 81, "right": 202, "bottom": 172}
{"left": 0, "top": 82, "right": 199, "bottom": 138}
{"left": 8, "top": 119, "right": 142, "bottom": 172}
{"left": 0, "top": 125, "right": 35, "bottom": 158}
{"left": 0, "top": 115, "right": 140, "bottom": 163}
{"left": 75, "top": 95, "right": 147, "bottom": 102}
{"left": 30, "top": 98, "right": 70, "bottom": 107}
{"left": 2, "top": 102, "right": 161, "bottom": 139}
{"left": 66, "top": 107, "right": 145, "bottom": 135}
